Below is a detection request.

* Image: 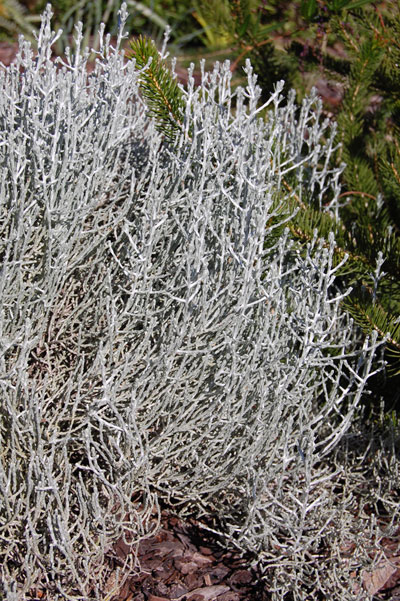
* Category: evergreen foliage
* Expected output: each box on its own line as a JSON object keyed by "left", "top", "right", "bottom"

{"left": 313, "top": 2, "right": 400, "bottom": 378}
{"left": 129, "top": 35, "right": 187, "bottom": 141}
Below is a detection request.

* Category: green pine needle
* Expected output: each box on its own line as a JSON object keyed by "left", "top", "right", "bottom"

{"left": 343, "top": 286, "right": 400, "bottom": 374}
{"left": 128, "top": 36, "right": 187, "bottom": 142}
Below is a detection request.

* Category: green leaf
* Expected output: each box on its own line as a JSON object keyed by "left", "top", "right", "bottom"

{"left": 327, "top": 0, "right": 352, "bottom": 11}
{"left": 326, "top": 0, "right": 373, "bottom": 13}
{"left": 342, "top": 286, "right": 400, "bottom": 375}
{"left": 237, "top": 13, "right": 251, "bottom": 38}
{"left": 300, "top": 0, "right": 318, "bottom": 21}
{"left": 253, "top": 21, "right": 280, "bottom": 41}
{"left": 128, "top": 36, "right": 187, "bottom": 142}
{"left": 342, "top": 0, "right": 374, "bottom": 9}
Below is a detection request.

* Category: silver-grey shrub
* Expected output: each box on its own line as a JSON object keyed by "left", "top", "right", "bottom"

{"left": 0, "top": 4, "right": 390, "bottom": 600}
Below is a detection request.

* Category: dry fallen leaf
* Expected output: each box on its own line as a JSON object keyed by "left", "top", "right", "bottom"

{"left": 362, "top": 557, "right": 400, "bottom": 595}
{"left": 173, "top": 584, "right": 230, "bottom": 601}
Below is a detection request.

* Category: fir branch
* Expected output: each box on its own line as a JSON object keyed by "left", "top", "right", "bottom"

{"left": 336, "top": 36, "right": 384, "bottom": 172}
{"left": 343, "top": 285, "right": 400, "bottom": 374}
{"left": 128, "top": 36, "right": 187, "bottom": 142}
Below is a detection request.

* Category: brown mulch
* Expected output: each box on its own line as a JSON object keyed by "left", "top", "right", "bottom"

{"left": 97, "top": 508, "right": 270, "bottom": 601}
{"left": 25, "top": 506, "right": 270, "bottom": 601}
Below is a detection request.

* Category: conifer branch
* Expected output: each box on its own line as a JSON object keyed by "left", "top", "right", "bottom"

{"left": 128, "top": 36, "right": 187, "bottom": 141}
{"left": 343, "top": 287, "right": 400, "bottom": 375}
